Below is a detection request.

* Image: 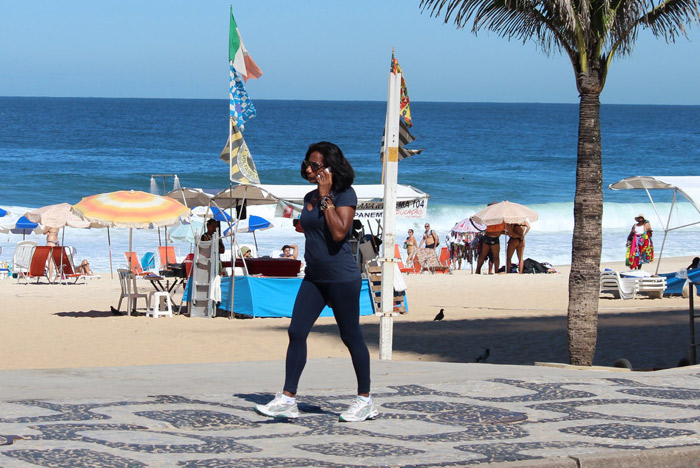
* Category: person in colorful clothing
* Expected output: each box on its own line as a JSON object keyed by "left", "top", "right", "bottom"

{"left": 626, "top": 214, "right": 653, "bottom": 269}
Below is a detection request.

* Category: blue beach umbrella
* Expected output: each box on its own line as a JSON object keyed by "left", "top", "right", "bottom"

{"left": 11, "top": 216, "right": 41, "bottom": 240}
{"left": 211, "top": 206, "right": 232, "bottom": 222}
{"left": 0, "top": 208, "right": 8, "bottom": 217}
{"left": 224, "top": 215, "right": 273, "bottom": 253}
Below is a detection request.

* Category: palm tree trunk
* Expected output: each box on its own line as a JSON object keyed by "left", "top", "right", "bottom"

{"left": 567, "top": 90, "right": 603, "bottom": 366}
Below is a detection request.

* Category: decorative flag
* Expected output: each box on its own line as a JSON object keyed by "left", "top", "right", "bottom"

{"left": 230, "top": 64, "right": 257, "bottom": 130}
{"left": 390, "top": 53, "right": 412, "bottom": 127}
{"left": 220, "top": 119, "right": 260, "bottom": 184}
{"left": 380, "top": 119, "right": 423, "bottom": 162}
{"left": 229, "top": 7, "right": 263, "bottom": 81}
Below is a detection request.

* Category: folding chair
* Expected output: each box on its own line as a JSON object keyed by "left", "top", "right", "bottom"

{"left": 51, "top": 247, "right": 87, "bottom": 284}
{"left": 18, "top": 246, "right": 51, "bottom": 284}
{"left": 125, "top": 252, "right": 151, "bottom": 276}
{"left": 158, "top": 246, "right": 177, "bottom": 268}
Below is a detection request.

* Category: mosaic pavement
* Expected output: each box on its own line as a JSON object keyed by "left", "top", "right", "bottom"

{"left": 0, "top": 372, "right": 699, "bottom": 467}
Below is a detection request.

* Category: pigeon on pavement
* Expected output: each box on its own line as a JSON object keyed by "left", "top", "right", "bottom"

{"left": 476, "top": 348, "right": 490, "bottom": 363}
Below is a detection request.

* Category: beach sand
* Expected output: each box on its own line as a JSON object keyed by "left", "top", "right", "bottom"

{"left": 0, "top": 256, "right": 695, "bottom": 372}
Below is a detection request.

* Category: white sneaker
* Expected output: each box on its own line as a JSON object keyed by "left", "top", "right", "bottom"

{"left": 254, "top": 392, "right": 299, "bottom": 419}
{"left": 339, "top": 396, "right": 378, "bottom": 422}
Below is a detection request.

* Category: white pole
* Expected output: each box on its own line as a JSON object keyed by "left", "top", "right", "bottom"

{"left": 128, "top": 228, "right": 133, "bottom": 316}
{"left": 379, "top": 68, "right": 401, "bottom": 361}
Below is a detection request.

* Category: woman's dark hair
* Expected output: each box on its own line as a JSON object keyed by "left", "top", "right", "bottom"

{"left": 300, "top": 141, "right": 355, "bottom": 192}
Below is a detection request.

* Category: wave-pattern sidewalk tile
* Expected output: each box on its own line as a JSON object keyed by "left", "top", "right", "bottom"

{"left": 0, "top": 375, "right": 697, "bottom": 467}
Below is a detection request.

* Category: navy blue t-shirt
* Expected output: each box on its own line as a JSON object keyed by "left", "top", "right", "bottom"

{"left": 299, "top": 187, "right": 360, "bottom": 283}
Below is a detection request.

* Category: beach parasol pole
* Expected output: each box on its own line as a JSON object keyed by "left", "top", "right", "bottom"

{"left": 378, "top": 51, "right": 401, "bottom": 361}
{"left": 107, "top": 227, "right": 114, "bottom": 279}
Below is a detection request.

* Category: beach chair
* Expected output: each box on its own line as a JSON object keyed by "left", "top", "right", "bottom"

{"left": 50, "top": 247, "right": 87, "bottom": 284}
{"left": 394, "top": 244, "right": 417, "bottom": 274}
{"left": 158, "top": 246, "right": 177, "bottom": 268}
{"left": 18, "top": 246, "right": 52, "bottom": 284}
{"left": 116, "top": 269, "right": 151, "bottom": 315}
{"left": 125, "top": 252, "right": 151, "bottom": 276}
{"left": 141, "top": 252, "right": 155, "bottom": 271}
{"left": 416, "top": 248, "right": 451, "bottom": 274}
{"left": 599, "top": 271, "right": 638, "bottom": 300}
{"left": 438, "top": 247, "right": 452, "bottom": 273}
{"left": 366, "top": 263, "right": 407, "bottom": 315}
{"left": 12, "top": 240, "right": 38, "bottom": 282}
{"left": 412, "top": 257, "right": 422, "bottom": 274}
{"left": 630, "top": 273, "right": 666, "bottom": 299}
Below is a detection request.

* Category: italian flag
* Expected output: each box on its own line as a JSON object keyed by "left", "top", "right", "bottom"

{"left": 229, "top": 7, "right": 263, "bottom": 81}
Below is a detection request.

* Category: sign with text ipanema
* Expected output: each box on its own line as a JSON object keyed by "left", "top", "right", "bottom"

{"left": 256, "top": 183, "right": 429, "bottom": 220}
{"left": 355, "top": 198, "right": 428, "bottom": 219}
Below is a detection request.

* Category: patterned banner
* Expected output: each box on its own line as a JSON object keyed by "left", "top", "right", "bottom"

{"left": 229, "top": 64, "right": 257, "bottom": 130}
{"left": 390, "top": 54, "right": 412, "bottom": 127}
{"left": 220, "top": 119, "right": 260, "bottom": 184}
{"left": 380, "top": 119, "right": 423, "bottom": 162}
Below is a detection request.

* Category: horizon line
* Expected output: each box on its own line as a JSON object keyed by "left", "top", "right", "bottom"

{"left": 1, "top": 95, "right": 698, "bottom": 107}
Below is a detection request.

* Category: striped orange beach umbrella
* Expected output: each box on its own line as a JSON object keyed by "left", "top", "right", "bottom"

{"left": 73, "top": 191, "right": 190, "bottom": 312}
{"left": 72, "top": 190, "right": 190, "bottom": 229}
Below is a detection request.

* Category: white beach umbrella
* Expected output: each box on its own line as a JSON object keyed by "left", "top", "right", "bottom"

{"left": 472, "top": 201, "right": 539, "bottom": 225}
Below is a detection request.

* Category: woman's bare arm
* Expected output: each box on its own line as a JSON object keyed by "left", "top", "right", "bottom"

{"left": 324, "top": 205, "right": 355, "bottom": 242}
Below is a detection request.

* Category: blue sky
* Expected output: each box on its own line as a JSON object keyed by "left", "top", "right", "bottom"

{"left": 1, "top": 0, "right": 698, "bottom": 105}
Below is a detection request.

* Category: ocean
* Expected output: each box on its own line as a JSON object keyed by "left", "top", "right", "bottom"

{"left": 1, "top": 97, "right": 698, "bottom": 273}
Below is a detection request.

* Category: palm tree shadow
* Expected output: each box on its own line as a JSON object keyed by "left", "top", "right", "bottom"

{"left": 312, "top": 309, "right": 689, "bottom": 370}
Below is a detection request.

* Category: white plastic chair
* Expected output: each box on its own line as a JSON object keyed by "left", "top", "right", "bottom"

{"left": 12, "top": 240, "right": 38, "bottom": 282}
{"left": 600, "top": 271, "right": 638, "bottom": 300}
{"left": 116, "top": 269, "right": 151, "bottom": 314}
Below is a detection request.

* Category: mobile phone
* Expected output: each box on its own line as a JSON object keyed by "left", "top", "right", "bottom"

{"left": 325, "top": 167, "right": 331, "bottom": 174}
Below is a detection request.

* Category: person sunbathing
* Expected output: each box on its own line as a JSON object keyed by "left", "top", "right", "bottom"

{"left": 75, "top": 259, "right": 93, "bottom": 276}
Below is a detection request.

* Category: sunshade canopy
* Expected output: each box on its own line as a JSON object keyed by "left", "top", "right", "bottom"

{"left": 25, "top": 203, "right": 91, "bottom": 229}
{"left": 609, "top": 176, "right": 700, "bottom": 214}
{"left": 473, "top": 201, "right": 539, "bottom": 225}
{"left": 451, "top": 217, "right": 486, "bottom": 233}
{"left": 73, "top": 190, "right": 190, "bottom": 228}
{"left": 166, "top": 188, "right": 218, "bottom": 208}
{"left": 225, "top": 215, "right": 273, "bottom": 235}
{"left": 609, "top": 175, "right": 700, "bottom": 274}
{"left": 167, "top": 184, "right": 430, "bottom": 219}
{"left": 0, "top": 216, "right": 42, "bottom": 235}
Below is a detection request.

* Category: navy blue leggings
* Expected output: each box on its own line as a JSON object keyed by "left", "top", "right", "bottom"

{"left": 284, "top": 278, "right": 370, "bottom": 395}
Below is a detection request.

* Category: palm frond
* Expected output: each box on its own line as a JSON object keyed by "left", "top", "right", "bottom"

{"left": 641, "top": 0, "right": 700, "bottom": 41}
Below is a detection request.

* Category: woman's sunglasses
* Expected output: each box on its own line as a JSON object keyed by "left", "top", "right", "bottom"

{"left": 303, "top": 160, "right": 326, "bottom": 171}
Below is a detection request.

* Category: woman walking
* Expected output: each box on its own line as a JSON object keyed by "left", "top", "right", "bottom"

{"left": 626, "top": 214, "right": 653, "bottom": 269}
{"left": 255, "top": 142, "right": 377, "bottom": 422}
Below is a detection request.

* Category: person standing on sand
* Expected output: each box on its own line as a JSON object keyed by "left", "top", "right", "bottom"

{"left": 404, "top": 229, "right": 417, "bottom": 264}
{"left": 626, "top": 214, "right": 653, "bottom": 270}
{"left": 506, "top": 221, "right": 530, "bottom": 274}
{"left": 43, "top": 226, "right": 60, "bottom": 281}
{"left": 255, "top": 141, "right": 377, "bottom": 422}
{"left": 476, "top": 222, "right": 504, "bottom": 274}
{"left": 418, "top": 223, "right": 439, "bottom": 249}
